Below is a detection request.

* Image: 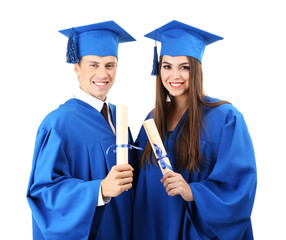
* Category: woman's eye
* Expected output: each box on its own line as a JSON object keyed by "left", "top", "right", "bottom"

{"left": 181, "top": 66, "right": 190, "bottom": 70}
{"left": 162, "top": 65, "right": 171, "bottom": 69}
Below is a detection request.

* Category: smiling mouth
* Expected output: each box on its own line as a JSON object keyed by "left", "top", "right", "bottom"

{"left": 170, "top": 82, "right": 184, "bottom": 88}
{"left": 93, "top": 81, "right": 109, "bottom": 88}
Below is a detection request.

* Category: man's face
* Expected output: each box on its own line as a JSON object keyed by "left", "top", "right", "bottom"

{"left": 74, "top": 55, "right": 117, "bottom": 101}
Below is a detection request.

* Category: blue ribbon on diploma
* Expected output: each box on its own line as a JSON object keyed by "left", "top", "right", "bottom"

{"left": 106, "top": 144, "right": 143, "bottom": 156}
{"left": 153, "top": 143, "right": 173, "bottom": 171}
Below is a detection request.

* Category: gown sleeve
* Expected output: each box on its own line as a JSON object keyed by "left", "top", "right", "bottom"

{"left": 26, "top": 127, "right": 101, "bottom": 240}
{"left": 188, "top": 112, "right": 257, "bottom": 240}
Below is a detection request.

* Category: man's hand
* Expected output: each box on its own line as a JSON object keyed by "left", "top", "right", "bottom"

{"left": 101, "top": 164, "right": 134, "bottom": 198}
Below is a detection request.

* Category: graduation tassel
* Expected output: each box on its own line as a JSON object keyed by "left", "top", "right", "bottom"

{"left": 66, "top": 30, "right": 79, "bottom": 64}
{"left": 151, "top": 45, "right": 158, "bottom": 76}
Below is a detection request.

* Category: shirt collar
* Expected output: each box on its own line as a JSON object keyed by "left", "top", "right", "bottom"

{"left": 72, "top": 87, "right": 108, "bottom": 112}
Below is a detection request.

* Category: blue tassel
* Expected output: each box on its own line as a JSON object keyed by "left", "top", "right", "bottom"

{"left": 151, "top": 46, "right": 158, "bottom": 76}
{"left": 66, "top": 31, "right": 79, "bottom": 64}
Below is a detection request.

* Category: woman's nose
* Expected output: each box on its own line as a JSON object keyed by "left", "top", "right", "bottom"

{"left": 172, "top": 69, "right": 180, "bottom": 79}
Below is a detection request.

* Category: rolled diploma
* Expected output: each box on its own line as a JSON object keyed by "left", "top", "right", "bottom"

{"left": 116, "top": 104, "right": 128, "bottom": 165}
{"left": 143, "top": 118, "right": 172, "bottom": 175}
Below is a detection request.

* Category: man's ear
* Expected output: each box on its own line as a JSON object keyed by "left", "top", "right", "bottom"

{"left": 74, "top": 63, "right": 80, "bottom": 76}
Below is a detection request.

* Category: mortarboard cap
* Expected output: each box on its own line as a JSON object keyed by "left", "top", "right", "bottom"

{"left": 145, "top": 20, "right": 223, "bottom": 75}
{"left": 59, "top": 20, "right": 136, "bottom": 64}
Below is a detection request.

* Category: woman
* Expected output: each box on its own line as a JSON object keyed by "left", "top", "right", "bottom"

{"left": 133, "top": 20, "right": 257, "bottom": 240}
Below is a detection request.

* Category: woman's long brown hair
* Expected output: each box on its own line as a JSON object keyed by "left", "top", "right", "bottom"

{"left": 141, "top": 56, "right": 229, "bottom": 173}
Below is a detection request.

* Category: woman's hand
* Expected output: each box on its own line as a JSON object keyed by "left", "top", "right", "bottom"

{"left": 161, "top": 171, "right": 194, "bottom": 202}
{"left": 101, "top": 164, "right": 133, "bottom": 198}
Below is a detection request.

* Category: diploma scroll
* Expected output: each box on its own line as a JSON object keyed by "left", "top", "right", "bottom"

{"left": 143, "top": 118, "right": 173, "bottom": 175}
{"left": 116, "top": 104, "right": 128, "bottom": 165}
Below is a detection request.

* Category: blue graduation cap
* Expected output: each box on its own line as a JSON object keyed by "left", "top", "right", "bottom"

{"left": 144, "top": 20, "right": 223, "bottom": 75}
{"left": 59, "top": 20, "right": 136, "bottom": 63}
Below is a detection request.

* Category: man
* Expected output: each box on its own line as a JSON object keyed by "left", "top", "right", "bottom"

{"left": 26, "top": 21, "right": 136, "bottom": 240}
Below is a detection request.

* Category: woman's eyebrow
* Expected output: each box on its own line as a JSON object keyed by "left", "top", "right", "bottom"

{"left": 162, "top": 61, "right": 189, "bottom": 66}
{"left": 179, "top": 62, "right": 190, "bottom": 66}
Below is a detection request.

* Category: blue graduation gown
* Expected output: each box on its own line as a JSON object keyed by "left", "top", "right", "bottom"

{"left": 133, "top": 97, "right": 257, "bottom": 240}
{"left": 27, "top": 99, "right": 133, "bottom": 240}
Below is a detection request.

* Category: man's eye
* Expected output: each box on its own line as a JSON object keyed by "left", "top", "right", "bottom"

{"left": 106, "top": 64, "right": 116, "bottom": 69}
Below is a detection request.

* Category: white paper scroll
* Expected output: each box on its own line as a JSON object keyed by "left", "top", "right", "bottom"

{"left": 143, "top": 118, "right": 173, "bottom": 175}
{"left": 116, "top": 104, "right": 128, "bottom": 165}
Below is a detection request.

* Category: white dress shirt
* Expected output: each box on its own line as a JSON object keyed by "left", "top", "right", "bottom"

{"left": 72, "top": 87, "right": 113, "bottom": 206}
{"left": 72, "top": 88, "right": 115, "bottom": 134}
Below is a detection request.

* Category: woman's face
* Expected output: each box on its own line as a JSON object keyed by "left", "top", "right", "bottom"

{"left": 160, "top": 55, "right": 190, "bottom": 102}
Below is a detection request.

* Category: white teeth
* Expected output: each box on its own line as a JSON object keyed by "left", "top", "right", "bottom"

{"left": 170, "top": 83, "right": 182, "bottom": 87}
{"left": 94, "top": 82, "right": 107, "bottom": 86}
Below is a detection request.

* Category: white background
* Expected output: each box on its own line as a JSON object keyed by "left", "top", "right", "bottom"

{"left": 1, "top": 0, "right": 285, "bottom": 239}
